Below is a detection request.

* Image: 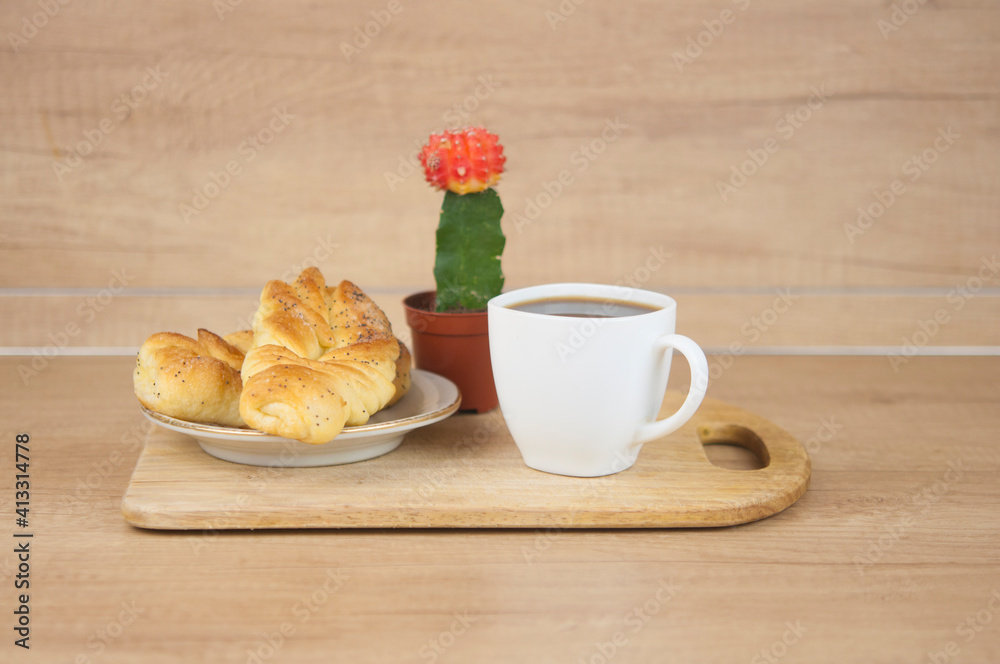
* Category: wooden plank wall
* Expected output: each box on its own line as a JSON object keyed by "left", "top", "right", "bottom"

{"left": 1, "top": 0, "right": 997, "bottom": 350}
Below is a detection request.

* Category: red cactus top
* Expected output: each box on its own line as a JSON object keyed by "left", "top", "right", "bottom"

{"left": 419, "top": 127, "right": 506, "bottom": 195}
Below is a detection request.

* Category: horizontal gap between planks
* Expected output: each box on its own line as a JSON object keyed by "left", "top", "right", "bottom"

{"left": 2, "top": 287, "right": 1000, "bottom": 298}
{"left": 2, "top": 346, "right": 999, "bottom": 357}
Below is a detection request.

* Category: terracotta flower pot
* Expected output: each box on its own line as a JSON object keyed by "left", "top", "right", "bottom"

{"left": 402, "top": 291, "right": 498, "bottom": 413}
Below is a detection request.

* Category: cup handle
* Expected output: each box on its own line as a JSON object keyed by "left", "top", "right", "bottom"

{"left": 634, "top": 334, "right": 709, "bottom": 445}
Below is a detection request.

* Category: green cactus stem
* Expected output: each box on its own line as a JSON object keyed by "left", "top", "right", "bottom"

{"left": 433, "top": 188, "right": 505, "bottom": 312}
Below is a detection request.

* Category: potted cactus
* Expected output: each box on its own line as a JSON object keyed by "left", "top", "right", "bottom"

{"left": 403, "top": 126, "right": 506, "bottom": 412}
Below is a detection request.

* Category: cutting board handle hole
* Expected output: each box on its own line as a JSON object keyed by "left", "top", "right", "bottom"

{"left": 699, "top": 424, "right": 769, "bottom": 471}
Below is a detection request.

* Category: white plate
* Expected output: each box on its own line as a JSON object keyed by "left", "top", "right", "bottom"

{"left": 140, "top": 369, "right": 461, "bottom": 467}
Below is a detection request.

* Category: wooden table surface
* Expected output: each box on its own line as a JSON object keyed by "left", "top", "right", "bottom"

{"left": 2, "top": 354, "right": 997, "bottom": 663}
{"left": 2, "top": 1, "right": 997, "bottom": 661}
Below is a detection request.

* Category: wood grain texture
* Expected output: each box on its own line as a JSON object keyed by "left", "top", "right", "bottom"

{"left": 3, "top": 291, "right": 999, "bottom": 350}
{"left": 1, "top": 356, "right": 998, "bottom": 662}
{"left": 1, "top": 0, "right": 1000, "bottom": 658}
{"left": 1, "top": 1, "right": 998, "bottom": 291}
{"left": 120, "top": 394, "right": 811, "bottom": 529}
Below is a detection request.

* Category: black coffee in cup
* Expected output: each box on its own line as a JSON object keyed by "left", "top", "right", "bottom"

{"left": 511, "top": 296, "right": 659, "bottom": 319}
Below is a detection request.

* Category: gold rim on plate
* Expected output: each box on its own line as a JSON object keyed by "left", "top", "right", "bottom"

{"left": 138, "top": 369, "right": 462, "bottom": 440}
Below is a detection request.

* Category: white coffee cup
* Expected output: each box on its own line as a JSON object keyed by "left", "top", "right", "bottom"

{"left": 488, "top": 283, "right": 709, "bottom": 477}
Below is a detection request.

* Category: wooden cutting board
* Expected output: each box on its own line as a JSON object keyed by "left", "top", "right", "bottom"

{"left": 121, "top": 393, "right": 810, "bottom": 529}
